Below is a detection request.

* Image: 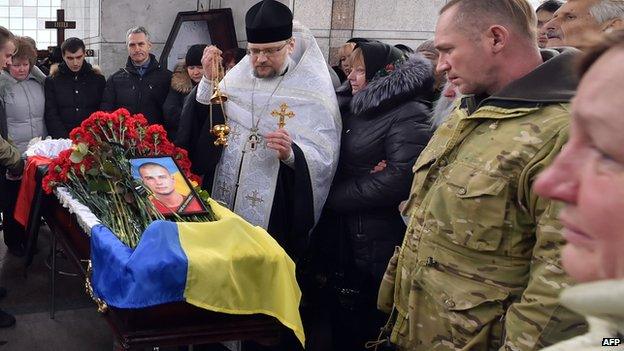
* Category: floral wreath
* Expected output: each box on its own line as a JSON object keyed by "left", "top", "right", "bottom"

{"left": 43, "top": 108, "right": 214, "bottom": 247}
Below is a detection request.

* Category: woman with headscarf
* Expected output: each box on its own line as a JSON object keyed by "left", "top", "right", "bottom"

{"left": 312, "top": 41, "right": 433, "bottom": 350}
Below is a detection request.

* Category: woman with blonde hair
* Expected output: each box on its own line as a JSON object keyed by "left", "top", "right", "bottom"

{"left": 332, "top": 42, "right": 356, "bottom": 83}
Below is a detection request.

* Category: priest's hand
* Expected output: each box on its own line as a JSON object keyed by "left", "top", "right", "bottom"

{"left": 266, "top": 129, "right": 293, "bottom": 161}
{"left": 201, "top": 45, "right": 223, "bottom": 81}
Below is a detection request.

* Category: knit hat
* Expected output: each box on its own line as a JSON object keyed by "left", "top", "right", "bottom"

{"left": 185, "top": 44, "right": 206, "bottom": 67}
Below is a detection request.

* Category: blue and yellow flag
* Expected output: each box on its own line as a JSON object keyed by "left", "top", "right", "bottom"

{"left": 90, "top": 200, "right": 304, "bottom": 346}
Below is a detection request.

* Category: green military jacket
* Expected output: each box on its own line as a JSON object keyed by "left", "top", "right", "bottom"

{"left": 0, "top": 136, "right": 20, "bottom": 169}
{"left": 381, "top": 49, "right": 588, "bottom": 350}
{"left": 0, "top": 103, "right": 21, "bottom": 171}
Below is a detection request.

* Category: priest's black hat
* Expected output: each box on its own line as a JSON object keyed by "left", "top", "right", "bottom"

{"left": 246, "top": 0, "right": 293, "bottom": 44}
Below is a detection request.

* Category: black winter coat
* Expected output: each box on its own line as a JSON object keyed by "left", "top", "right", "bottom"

{"left": 44, "top": 62, "right": 106, "bottom": 138}
{"left": 319, "top": 54, "right": 434, "bottom": 291}
{"left": 100, "top": 54, "right": 172, "bottom": 127}
{"left": 163, "top": 64, "right": 195, "bottom": 141}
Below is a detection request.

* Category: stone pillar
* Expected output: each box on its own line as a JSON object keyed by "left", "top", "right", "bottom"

{"left": 292, "top": 0, "right": 333, "bottom": 64}
{"left": 290, "top": 0, "right": 444, "bottom": 66}
{"left": 351, "top": 0, "right": 445, "bottom": 49}
{"left": 328, "top": 0, "right": 356, "bottom": 66}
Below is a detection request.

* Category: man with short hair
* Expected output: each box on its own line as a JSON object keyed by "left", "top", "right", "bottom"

{"left": 100, "top": 26, "right": 171, "bottom": 129}
{"left": 138, "top": 162, "right": 203, "bottom": 215}
{"left": 44, "top": 37, "right": 106, "bottom": 138}
{"left": 177, "top": 0, "right": 340, "bottom": 264}
{"left": 536, "top": 0, "right": 564, "bottom": 48}
{"left": 0, "top": 25, "right": 23, "bottom": 329}
{"left": 545, "top": 0, "right": 624, "bottom": 49}
{"left": 379, "top": 0, "right": 587, "bottom": 349}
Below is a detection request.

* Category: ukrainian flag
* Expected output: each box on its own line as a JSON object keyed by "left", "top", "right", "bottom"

{"left": 90, "top": 199, "right": 304, "bottom": 346}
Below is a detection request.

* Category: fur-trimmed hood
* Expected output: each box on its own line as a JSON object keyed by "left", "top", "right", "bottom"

{"left": 350, "top": 53, "right": 434, "bottom": 117}
{"left": 49, "top": 61, "right": 103, "bottom": 77}
{"left": 170, "top": 62, "right": 194, "bottom": 95}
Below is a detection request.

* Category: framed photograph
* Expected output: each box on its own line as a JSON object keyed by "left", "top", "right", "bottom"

{"left": 130, "top": 156, "right": 208, "bottom": 216}
{"left": 160, "top": 9, "right": 238, "bottom": 72}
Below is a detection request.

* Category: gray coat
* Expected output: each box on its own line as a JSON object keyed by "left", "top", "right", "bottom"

{"left": 0, "top": 67, "right": 47, "bottom": 153}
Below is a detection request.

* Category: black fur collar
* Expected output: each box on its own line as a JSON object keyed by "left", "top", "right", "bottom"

{"left": 350, "top": 53, "right": 434, "bottom": 117}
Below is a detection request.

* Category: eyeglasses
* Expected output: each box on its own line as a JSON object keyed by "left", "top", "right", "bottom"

{"left": 247, "top": 40, "right": 291, "bottom": 57}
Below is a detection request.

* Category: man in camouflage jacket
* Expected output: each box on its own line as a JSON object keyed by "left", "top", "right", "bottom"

{"left": 378, "top": 1, "right": 588, "bottom": 350}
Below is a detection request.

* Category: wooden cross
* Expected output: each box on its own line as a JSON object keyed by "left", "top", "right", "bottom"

{"left": 45, "top": 9, "right": 76, "bottom": 48}
{"left": 245, "top": 190, "right": 264, "bottom": 208}
{"left": 271, "top": 103, "right": 295, "bottom": 129}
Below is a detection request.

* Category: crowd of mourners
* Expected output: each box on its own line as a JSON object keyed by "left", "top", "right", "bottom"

{"left": 1, "top": 0, "right": 624, "bottom": 351}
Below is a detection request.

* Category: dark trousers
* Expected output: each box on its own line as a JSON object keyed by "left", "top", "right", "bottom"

{"left": 2, "top": 178, "right": 25, "bottom": 249}
{"left": 296, "top": 279, "right": 391, "bottom": 351}
{"left": 330, "top": 288, "right": 388, "bottom": 350}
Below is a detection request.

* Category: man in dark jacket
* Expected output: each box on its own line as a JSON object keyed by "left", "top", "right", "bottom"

{"left": 44, "top": 37, "right": 106, "bottom": 138}
{"left": 100, "top": 26, "right": 171, "bottom": 126}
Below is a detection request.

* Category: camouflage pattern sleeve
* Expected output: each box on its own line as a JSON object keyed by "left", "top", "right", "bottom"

{"left": 503, "top": 126, "right": 587, "bottom": 350}
{"left": 0, "top": 135, "right": 21, "bottom": 170}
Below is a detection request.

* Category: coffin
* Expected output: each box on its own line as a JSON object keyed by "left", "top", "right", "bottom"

{"left": 44, "top": 193, "right": 284, "bottom": 351}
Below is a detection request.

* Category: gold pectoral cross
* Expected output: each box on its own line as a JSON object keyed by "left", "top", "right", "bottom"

{"left": 271, "top": 103, "right": 295, "bottom": 129}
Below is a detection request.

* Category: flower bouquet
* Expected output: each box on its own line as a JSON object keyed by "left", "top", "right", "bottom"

{"left": 42, "top": 108, "right": 215, "bottom": 248}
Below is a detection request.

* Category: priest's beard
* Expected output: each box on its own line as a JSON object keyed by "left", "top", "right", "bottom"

{"left": 252, "top": 59, "right": 290, "bottom": 79}
{"left": 431, "top": 93, "right": 459, "bottom": 129}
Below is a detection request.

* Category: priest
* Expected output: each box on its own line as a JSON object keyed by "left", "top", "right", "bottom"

{"left": 176, "top": 0, "right": 341, "bottom": 262}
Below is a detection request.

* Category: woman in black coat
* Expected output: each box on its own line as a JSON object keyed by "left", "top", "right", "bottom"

{"left": 313, "top": 42, "right": 434, "bottom": 350}
{"left": 163, "top": 44, "right": 206, "bottom": 141}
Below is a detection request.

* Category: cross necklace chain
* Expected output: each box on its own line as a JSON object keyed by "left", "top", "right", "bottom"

{"left": 248, "top": 73, "right": 286, "bottom": 151}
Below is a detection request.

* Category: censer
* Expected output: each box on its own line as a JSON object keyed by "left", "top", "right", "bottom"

{"left": 209, "top": 55, "right": 230, "bottom": 146}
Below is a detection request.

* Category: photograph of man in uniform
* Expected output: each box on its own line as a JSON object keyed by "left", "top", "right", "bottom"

{"left": 132, "top": 158, "right": 204, "bottom": 215}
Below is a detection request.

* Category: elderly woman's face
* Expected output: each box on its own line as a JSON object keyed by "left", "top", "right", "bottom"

{"left": 9, "top": 57, "right": 30, "bottom": 81}
{"left": 534, "top": 48, "right": 624, "bottom": 283}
